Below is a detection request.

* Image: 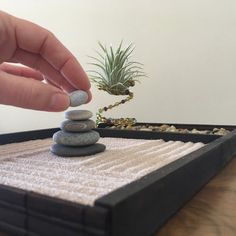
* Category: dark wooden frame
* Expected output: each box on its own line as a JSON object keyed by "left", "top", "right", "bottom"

{"left": 0, "top": 124, "right": 236, "bottom": 236}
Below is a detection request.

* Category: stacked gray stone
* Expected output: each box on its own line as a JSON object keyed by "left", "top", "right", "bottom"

{"left": 50, "top": 91, "right": 106, "bottom": 157}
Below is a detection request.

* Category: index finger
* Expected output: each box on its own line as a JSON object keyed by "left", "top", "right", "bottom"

{"left": 11, "top": 15, "right": 90, "bottom": 91}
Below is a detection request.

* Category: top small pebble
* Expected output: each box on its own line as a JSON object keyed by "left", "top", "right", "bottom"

{"left": 69, "top": 90, "right": 88, "bottom": 107}
{"left": 65, "top": 110, "right": 93, "bottom": 121}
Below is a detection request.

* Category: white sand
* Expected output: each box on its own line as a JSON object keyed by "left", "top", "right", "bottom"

{"left": 0, "top": 137, "right": 204, "bottom": 205}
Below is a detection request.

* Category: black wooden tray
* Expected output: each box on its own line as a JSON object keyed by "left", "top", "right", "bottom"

{"left": 0, "top": 123, "right": 236, "bottom": 236}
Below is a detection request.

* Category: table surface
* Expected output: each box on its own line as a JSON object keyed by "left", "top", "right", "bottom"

{"left": 156, "top": 157, "right": 236, "bottom": 236}
{"left": 1, "top": 157, "right": 236, "bottom": 236}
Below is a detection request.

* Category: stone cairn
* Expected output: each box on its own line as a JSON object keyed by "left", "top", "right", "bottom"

{"left": 50, "top": 90, "right": 106, "bottom": 157}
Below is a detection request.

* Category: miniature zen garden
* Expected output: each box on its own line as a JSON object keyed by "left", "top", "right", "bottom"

{"left": 50, "top": 41, "right": 230, "bottom": 157}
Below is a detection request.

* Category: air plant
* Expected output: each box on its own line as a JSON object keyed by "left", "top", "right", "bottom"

{"left": 88, "top": 41, "right": 146, "bottom": 126}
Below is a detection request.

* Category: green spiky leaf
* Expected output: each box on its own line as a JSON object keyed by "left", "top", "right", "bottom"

{"left": 88, "top": 41, "right": 146, "bottom": 95}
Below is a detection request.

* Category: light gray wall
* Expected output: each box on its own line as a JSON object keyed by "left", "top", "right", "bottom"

{"left": 1, "top": 0, "right": 236, "bottom": 133}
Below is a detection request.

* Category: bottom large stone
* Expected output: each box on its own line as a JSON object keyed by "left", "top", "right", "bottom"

{"left": 50, "top": 143, "right": 106, "bottom": 157}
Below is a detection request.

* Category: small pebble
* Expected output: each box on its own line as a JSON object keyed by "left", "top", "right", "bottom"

{"left": 159, "top": 124, "right": 170, "bottom": 132}
{"left": 191, "top": 129, "right": 201, "bottom": 134}
{"left": 53, "top": 130, "right": 100, "bottom": 146}
{"left": 213, "top": 128, "right": 230, "bottom": 136}
{"left": 213, "top": 128, "right": 219, "bottom": 132}
{"left": 69, "top": 90, "right": 88, "bottom": 107}
{"left": 166, "top": 125, "right": 177, "bottom": 132}
{"left": 178, "top": 129, "right": 189, "bottom": 134}
{"left": 60, "top": 119, "right": 95, "bottom": 132}
{"left": 65, "top": 110, "right": 93, "bottom": 121}
{"left": 140, "top": 128, "right": 152, "bottom": 131}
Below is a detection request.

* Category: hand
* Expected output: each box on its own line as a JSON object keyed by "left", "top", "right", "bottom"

{"left": 0, "top": 11, "right": 91, "bottom": 112}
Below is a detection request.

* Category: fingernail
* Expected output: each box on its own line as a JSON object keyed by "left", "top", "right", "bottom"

{"left": 69, "top": 90, "right": 88, "bottom": 107}
{"left": 50, "top": 92, "right": 70, "bottom": 111}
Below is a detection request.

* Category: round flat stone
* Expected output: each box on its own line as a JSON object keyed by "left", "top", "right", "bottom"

{"left": 50, "top": 143, "right": 106, "bottom": 157}
{"left": 60, "top": 119, "right": 95, "bottom": 132}
{"left": 69, "top": 90, "right": 88, "bottom": 107}
{"left": 53, "top": 130, "right": 100, "bottom": 146}
{"left": 65, "top": 110, "right": 93, "bottom": 121}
